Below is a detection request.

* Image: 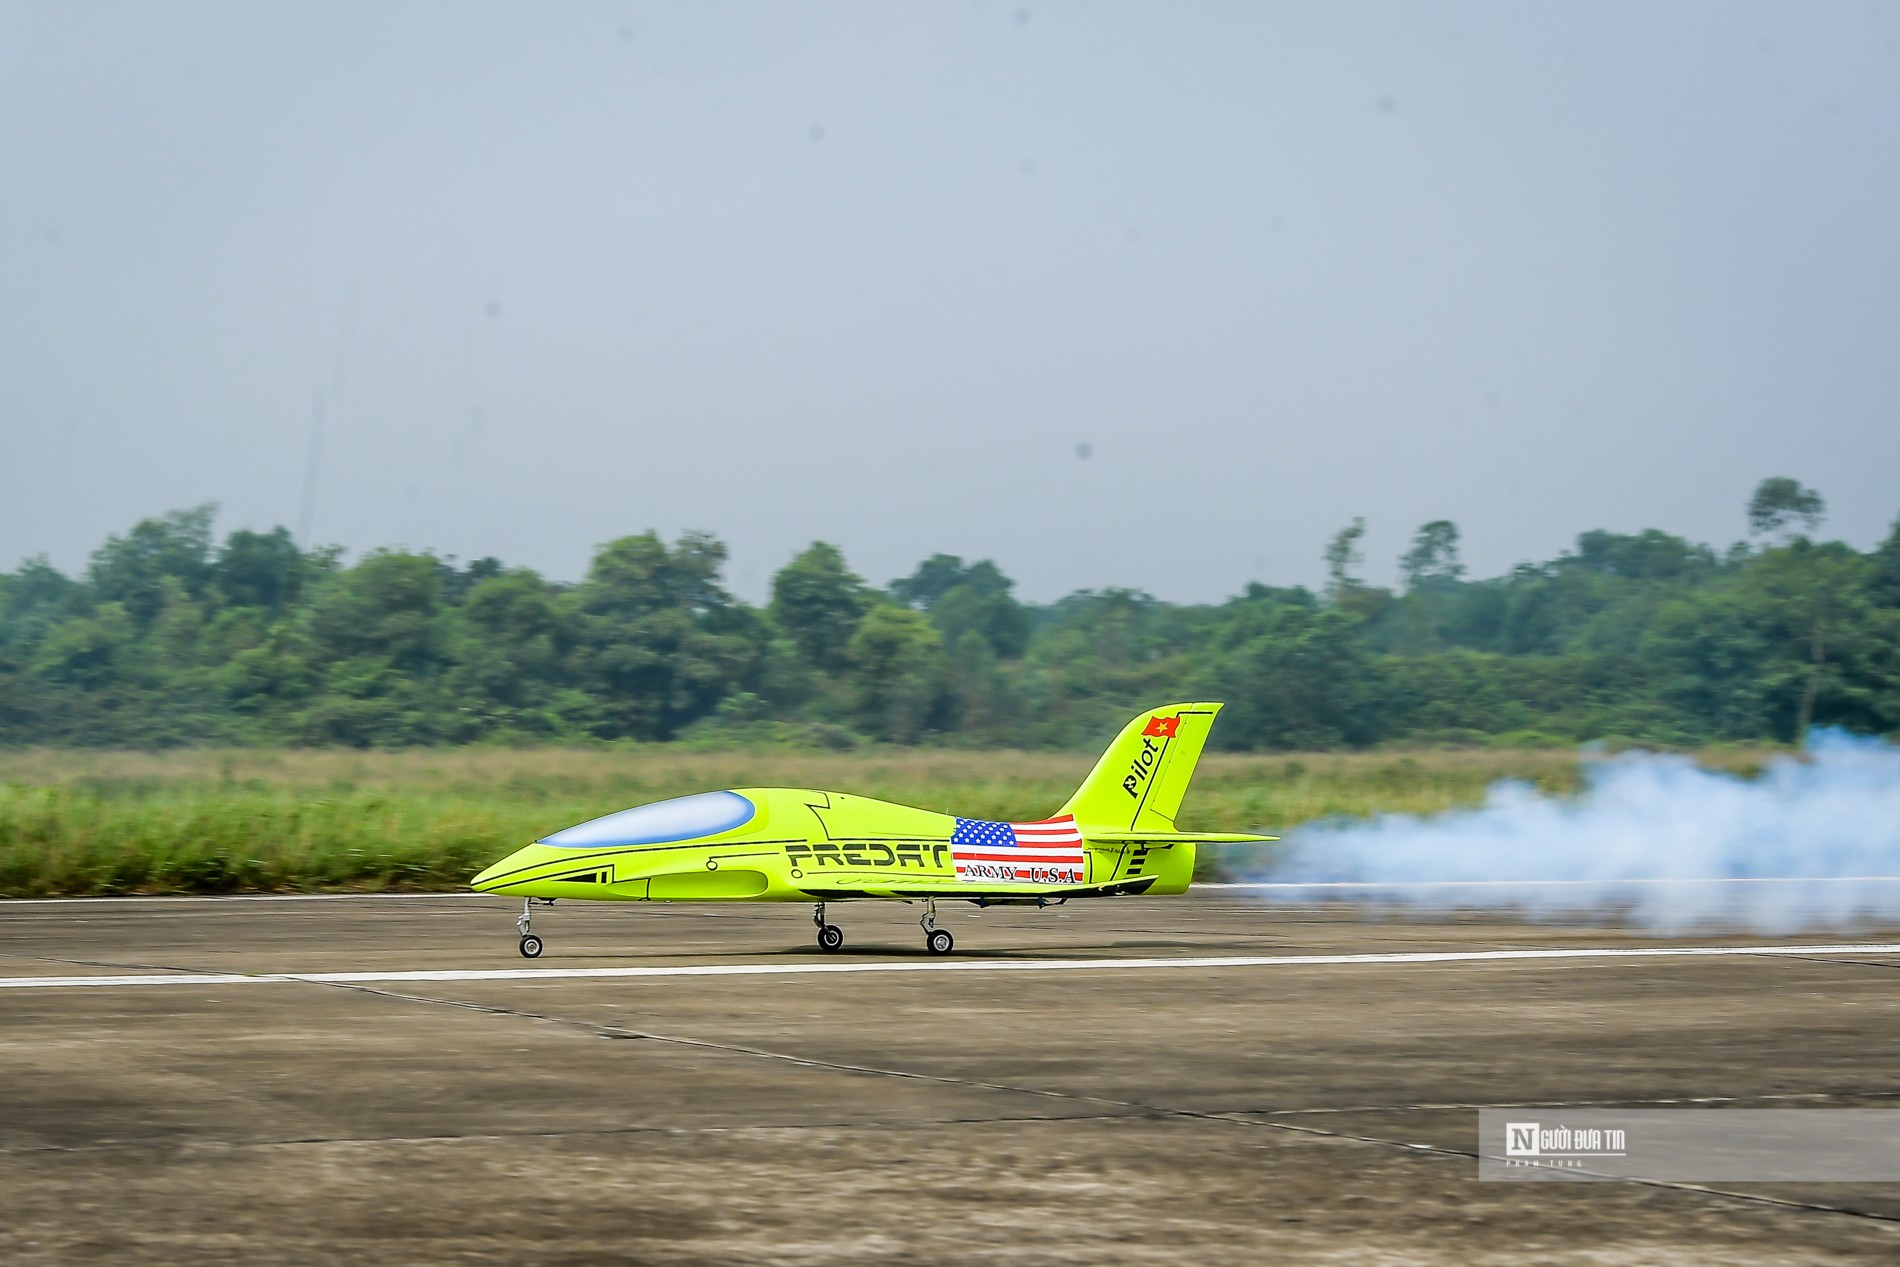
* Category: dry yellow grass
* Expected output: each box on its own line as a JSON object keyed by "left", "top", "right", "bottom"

{"left": 0, "top": 745, "right": 1784, "bottom": 897}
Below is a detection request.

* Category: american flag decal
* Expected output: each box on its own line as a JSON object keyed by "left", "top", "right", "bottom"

{"left": 950, "top": 815, "right": 1086, "bottom": 885}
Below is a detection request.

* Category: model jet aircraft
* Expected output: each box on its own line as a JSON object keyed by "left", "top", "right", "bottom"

{"left": 471, "top": 701, "right": 1271, "bottom": 957}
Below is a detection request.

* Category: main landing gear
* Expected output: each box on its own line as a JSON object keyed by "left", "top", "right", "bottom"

{"left": 814, "top": 903, "right": 845, "bottom": 952}
{"left": 812, "top": 901, "right": 955, "bottom": 955}
{"left": 516, "top": 897, "right": 551, "bottom": 958}
{"left": 921, "top": 899, "right": 954, "bottom": 956}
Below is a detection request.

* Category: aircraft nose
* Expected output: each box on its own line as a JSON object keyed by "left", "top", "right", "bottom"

{"left": 470, "top": 854, "right": 519, "bottom": 893}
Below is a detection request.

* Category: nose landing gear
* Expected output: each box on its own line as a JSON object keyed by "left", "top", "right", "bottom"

{"left": 814, "top": 903, "right": 844, "bottom": 952}
{"left": 516, "top": 898, "right": 550, "bottom": 958}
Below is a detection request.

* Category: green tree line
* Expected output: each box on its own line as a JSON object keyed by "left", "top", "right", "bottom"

{"left": 2, "top": 479, "right": 1897, "bottom": 750}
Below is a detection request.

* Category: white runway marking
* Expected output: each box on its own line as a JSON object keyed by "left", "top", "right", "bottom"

{"left": 3, "top": 942, "right": 1899, "bottom": 991}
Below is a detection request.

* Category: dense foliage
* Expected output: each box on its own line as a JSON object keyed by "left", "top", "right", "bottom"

{"left": 3, "top": 484, "right": 1897, "bottom": 750}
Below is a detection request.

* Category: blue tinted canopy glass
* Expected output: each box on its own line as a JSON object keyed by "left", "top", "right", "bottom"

{"left": 539, "top": 790, "right": 756, "bottom": 848}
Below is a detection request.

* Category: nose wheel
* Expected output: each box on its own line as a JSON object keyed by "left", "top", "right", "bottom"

{"left": 921, "top": 899, "right": 954, "bottom": 955}
{"left": 814, "top": 903, "right": 844, "bottom": 952}
{"left": 516, "top": 898, "right": 550, "bottom": 958}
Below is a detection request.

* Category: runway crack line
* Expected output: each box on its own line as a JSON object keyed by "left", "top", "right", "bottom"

{"left": 1773, "top": 954, "right": 1900, "bottom": 974}
{"left": 30, "top": 953, "right": 226, "bottom": 976}
{"left": 293, "top": 976, "right": 1131, "bottom": 1110}
{"left": 290, "top": 977, "right": 1900, "bottom": 1232}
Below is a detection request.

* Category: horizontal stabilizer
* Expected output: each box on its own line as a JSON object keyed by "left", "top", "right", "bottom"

{"left": 1088, "top": 831, "right": 1278, "bottom": 844}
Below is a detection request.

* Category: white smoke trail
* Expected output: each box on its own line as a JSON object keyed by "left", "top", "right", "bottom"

{"left": 1258, "top": 729, "right": 1900, "bottom": 933}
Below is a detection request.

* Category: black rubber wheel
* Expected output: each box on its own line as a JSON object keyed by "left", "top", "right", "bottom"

{"left": 926, "top": 928, "right": 954, "bottom": 956}
{"left": 518, "top": 934, "right": 544, "bottom": 959}
{"left": 817, "top": 924, "right": 845, "bottom": 952}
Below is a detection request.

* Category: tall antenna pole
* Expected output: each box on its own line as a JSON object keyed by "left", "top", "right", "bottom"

{"left": 296, "top": 391, "right": 325, "bottom": 544}
{"left": 296, "top": 290, "right": 356, "bottom": 546}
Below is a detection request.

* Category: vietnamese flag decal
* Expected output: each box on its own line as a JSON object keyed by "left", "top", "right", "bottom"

{"left": 1142, "top": 715, "right": 1181, "bottom": 739}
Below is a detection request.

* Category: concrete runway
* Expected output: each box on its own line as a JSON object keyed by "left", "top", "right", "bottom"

{"left": 4, "top": 894, "right": 1900, "bottom": 1265}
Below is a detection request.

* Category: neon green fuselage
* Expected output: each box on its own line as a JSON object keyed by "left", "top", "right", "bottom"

{"left": 470, "top": 787, "right": 1193, "bottom": 904}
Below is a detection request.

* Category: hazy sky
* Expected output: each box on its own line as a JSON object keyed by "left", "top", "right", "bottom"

{"left": 2, "top": 2, "right": 1896, "bottom": 603}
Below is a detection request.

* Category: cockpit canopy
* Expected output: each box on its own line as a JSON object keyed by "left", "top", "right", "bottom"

{"left": 539, "top": 790, "right": 756, "bottom": 849}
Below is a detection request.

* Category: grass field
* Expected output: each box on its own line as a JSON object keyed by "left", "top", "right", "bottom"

{"left": 0, "top": 746, "right": 1778, "bottom": 898}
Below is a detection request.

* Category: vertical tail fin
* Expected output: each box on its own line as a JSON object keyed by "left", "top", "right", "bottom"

{"left": 1058, "top": 702, "right": 1224, "bottom": 832}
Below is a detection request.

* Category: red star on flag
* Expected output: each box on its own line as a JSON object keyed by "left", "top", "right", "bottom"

{"left": 1142, "top": 715, "right": 1180, "bottom": 738}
